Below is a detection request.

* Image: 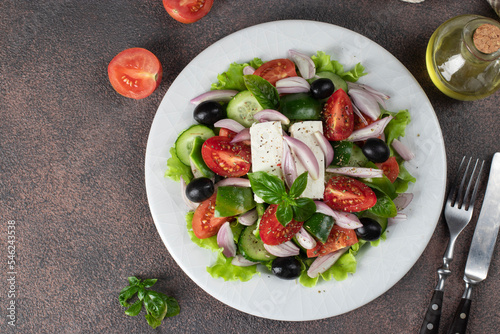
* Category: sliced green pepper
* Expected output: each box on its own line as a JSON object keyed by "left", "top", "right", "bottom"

{"left": 189, "top": 136, "right": 214, "bottom": 179}
{"left": 279, "top": 93, "right": 322, "bottom": 120}
{"left": 303, "top": 213, "right": 335, "bottom": 243}
{"left": 214, "top": 186, "right": 256, "bottom": 217}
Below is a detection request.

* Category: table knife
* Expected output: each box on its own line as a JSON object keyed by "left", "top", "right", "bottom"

{"left": 447, "top": 152, "right": 500, "bottom": 334}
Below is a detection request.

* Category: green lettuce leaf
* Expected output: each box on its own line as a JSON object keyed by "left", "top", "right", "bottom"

{"left": 320, "top": 249, "right": 357, "bottom": 282}
{"left": 394, "top": 163, "right": 416, "bottom": 193}
{"left": 211, "top": 58, "right": 264, "bottom": 91}
{"left": 206, "top": 250, "right": 259, "bottom": 282}
{"left": 311, "top": 51, "right": 367, "bottom": 82}
{"left": 384, "top": 109, "right": 411, "bottom": 148}
{"left": 164, "top": 147, "right": 193, "bottom": 183}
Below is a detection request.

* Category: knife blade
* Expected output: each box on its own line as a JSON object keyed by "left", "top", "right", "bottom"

{"left": 447, "top": 152, "right": 500, "bottom": 334}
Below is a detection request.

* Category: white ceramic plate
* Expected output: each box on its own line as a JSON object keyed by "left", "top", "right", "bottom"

{"left": 145, "top": 20, "right": 446, "bottom": 321}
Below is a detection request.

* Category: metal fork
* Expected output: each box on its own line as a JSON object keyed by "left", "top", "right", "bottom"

{"left": 419, "top": 157, "right": 485, "bottom": 334}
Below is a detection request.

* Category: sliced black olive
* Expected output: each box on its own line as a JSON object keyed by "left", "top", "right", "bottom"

{"left": 355, "top": 217, "right": 382, "bottom": 241}
{"left": 361, "top": 138, "right": 390, "bottom": 163}
{"left": 271, "top": 257, "right": 301, "bottom": 280}
{"left": 310, "top": 78, "right": 335, "bottom": 100}
{"left": 193, "top": 101, "right": 226, "bottom": 125}
{"left": 185, "top": 177, "right": 214, "bottom": 202}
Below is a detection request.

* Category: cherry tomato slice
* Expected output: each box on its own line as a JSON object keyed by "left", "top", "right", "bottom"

{"left": 353, "top": 113, "right": 375, "bottom": 131}
{"left": 306, "top": 225, "right": 358, "bottom": 258}
{"left": 218, "top": 128, "right": 237, "bottom": 139}
{"left": 253, "top": 59, "right": 297, "bottom": 86}
{"left": 162, "top": 0, "right": 214, "bottom": 24}
{"left": 324, "top": 175, "right": 377, "bottom": 212}
{"left": 201, "top": 136, "right": 251, "bottom": 177}
{"left": 192, "top": 193, "right": 232, "bottom": 239}
{"left": 108, "top": 48, "right": 162, "bottom": 99}
{"left": 322, "top": 89, "right": 354, "bottom": 141}
{"left": 260, "top": 205, "right": 304, "bottom": 245}
{"left": 375, "top": 156, "right": 400, "bottom": 183}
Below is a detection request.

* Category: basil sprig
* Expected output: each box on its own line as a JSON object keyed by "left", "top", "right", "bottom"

{"left": 119, "top": 276, "right": 180, "bottom": 329}
{"left": 248, "top": 171, "right": 316, "bottom": 226}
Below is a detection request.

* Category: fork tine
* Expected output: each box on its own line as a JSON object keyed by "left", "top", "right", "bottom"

{"left": 447, "top": 156, "right": 467, "bottom": 205}
{"left": 467, "top": 160, "right": 485, "bottom": 210}
{"left": 462, "top": 159, "right": 479, "bottom": 209}
{"left": 455, "top": 157, "right": 472, "bottom": 207}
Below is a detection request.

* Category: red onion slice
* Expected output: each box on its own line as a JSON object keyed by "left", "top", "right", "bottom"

{"left": 326, "top": 166, "right": 384, "bottom": 178}
{"left": 282, "top": 140, "right": 298, "bottom": 189}
{"left": 263, "top": 241, "right": 300, "bottom": 257}
{"left": 388, "top": 212, "right": 407, "bottom": 226}
{"left": 180, "top": 177, "right": 199, "bottom": 211}
{"left": 314, "top": 201, "right": 362, "bottom": 229}
{"left": 230, "top": 128, "right": 250, "bottom": 143}
{"left": 253, "top": 109, "right": 290, "bottom": 125}
{"left": 277, "top": 87, "right": 310, "bottom": 94}
{"left": 215, "top": 178, "right": 251, "bottom": 189}
{"left": 295, "top": 228, "right": 317, "bottom": 250}
{"left": 231, "top": 254, "right": 259, "bottom": 267}
{"left": 313, "top": 131, "right": 334, "bottom": 167}
{"left": 392, "top": 139, "right": 415, "bottom": 161}
{"left": 393, "top": 193, "right": 414, "bottom": 211}
{"left": 348, "top": 82, "right": 390, "bottom": 101}
{"left": 346, "top": 116, "right": 393, "bottom": 142}
{"left": 217, "top": 221, "right": 236, "bottom": 258}
{"left": 214, "top": 119, "right": 246, "bottom": 133}
{"left": 288, "top": 49, "right": 316, "bottom": 79}
{"left": 307, "top": 247, "right": 348, "bottom": 278}
{"left": 352, "top": 103, "right": 368, "bottom": 126}
{"left": 348, "top": 89, "right": 381, "bottom": 121}
{"left": 276, "top": 76, "right": 311, "bottom": 90}
{"left": 190, "top": 90, "right": 239, "bottom": 105}
{"left": 243, "top": 66, "right": 255, "bottom": 75}
{"left": 238, "top": 209, "right": 258, "bottom": 226}
{"left": 283, "top": 136, "right": 320, "bottom": 180}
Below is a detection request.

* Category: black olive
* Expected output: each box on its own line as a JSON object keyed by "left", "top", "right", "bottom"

{"left": 271, "top": 257, "right": 301, "bottom": 280}
{"left": 185, "top": 177, "right": 214, "bottom": 202}
{"left": 310, "top": 78, "right": 335, "bottom": 100}
{"left": 362, "top": 138, "right": 390, "bottom": 163}
{"left": 193, "top": 101, "right": 226, "bottom": 125}
{"left": 355, "top": 217, "right": 382, "bottom": 241}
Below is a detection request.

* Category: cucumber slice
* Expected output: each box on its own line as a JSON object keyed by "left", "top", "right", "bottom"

{"left": 348, "top": 143, "right": 369, "bottom": 167}
{"left": 226, "top": 90, "right": 263, "bottom": 127}
{"left": 238, "top": 224, "right": 276, "bottom": 262}
{"left": 175, "top": 124, "right": 215, "bottom": 166}
{"left": 214, "top": 186, "right": 256, "bottom": 218}
{"left": 316, "top": 71, "right": 348, "bottom": 92}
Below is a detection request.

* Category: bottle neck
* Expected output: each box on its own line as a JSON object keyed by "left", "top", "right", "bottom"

{"left": 462, "top": 17, "right": 500, "bottom": 62}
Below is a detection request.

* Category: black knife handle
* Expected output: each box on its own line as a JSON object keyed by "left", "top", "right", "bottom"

{"left": 419, "top": 290, "right": 444, "bottom": 334}
{"left": 447, "top": 298, "right": 472, "bottom": 334}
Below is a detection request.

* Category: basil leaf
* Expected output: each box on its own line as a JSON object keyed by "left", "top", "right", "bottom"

{"left": 276, "top": 203, "right": 293, "bottom": 226}
{"left": 143, "top": 291, "right": 168, "bottom": 321}
{"left": 248, "top": 172, "right": 286, "bottom": 204}
{"left": 119, "top": 285, "right": 139, "bottom": 307}
{"left": 243, "top": 75, "right": 280, "bottom": 110}
{"left": 289, "top": 172, "right": 308, "bottom": 198}
{"left": 127, "top": 276, "right": 140, "bottom": 286}
{"left": 137, "top": 287, "right": 146, "bottom": 301}
{"left": 145, "top": 314, "right": 162, "bottom": 329}
{"left": 368, "top": 192, "right": 397, "bottom": 218}
{"left": 141, "top": 279, "right": 157, "bottom": 288}
{"left": 162, "top": 295, "right": 180, "bottom": 318}
{"left": 125, "top": 300, "right": 143, "bottom": 317}
{"left": 292, "top": 198, "right": 317, "bottom": 222}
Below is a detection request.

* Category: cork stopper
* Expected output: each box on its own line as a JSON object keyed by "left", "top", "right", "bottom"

{"left": 473, "top": 23, "right": 500, "bottom": 54}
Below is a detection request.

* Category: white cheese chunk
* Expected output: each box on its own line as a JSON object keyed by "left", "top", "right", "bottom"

{"left": 250, "top": 121, "right": 284, "bottom": 203}
{"left": 289, "top": 121, "right": 325, "bottom": 199}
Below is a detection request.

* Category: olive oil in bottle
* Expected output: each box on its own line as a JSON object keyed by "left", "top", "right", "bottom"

{"left": 426, "top": 15, "right": 500, "bottom": 100}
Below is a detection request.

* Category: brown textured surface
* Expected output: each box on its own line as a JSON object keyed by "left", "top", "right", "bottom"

{"left": 1, "top": 1, "right": 499, "bottom": 333}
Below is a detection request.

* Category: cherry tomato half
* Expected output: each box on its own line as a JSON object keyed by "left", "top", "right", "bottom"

{"left": 253, "top": 59, "right": 297, "bottom": 86}
{"left": 306, "top": 225, "right": 358, "bottom": 258}
{"left": 323, "top": 175, "right": 377, "bottom": 212}
{"left": 201, "top": 136, "right": 251, "bottom": 177}
{"left": 162, "top": 0, "right": 214, "bottom": 24}
{"left": 322, "top": 88, "right": 354, "bottom": 141}
{"left": 260, "top": 205, "right": 304, "bottom": 246}
{"left": 108, "top": 48, "right": 162, "bottom": 99}
{"left": 375, "top": 156, "right": 400, "bottom": 183}
{"left": 192, "top": 193, "right": 232, "bottom": 239}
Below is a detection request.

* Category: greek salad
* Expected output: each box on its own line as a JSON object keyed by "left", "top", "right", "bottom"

{"left": 164, "top": 50, "right": 416, "bottom": 287}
